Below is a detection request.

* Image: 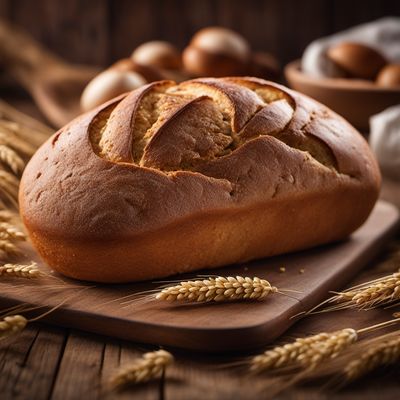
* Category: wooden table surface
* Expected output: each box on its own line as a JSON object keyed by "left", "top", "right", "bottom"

{"left": 1, "top": 94, "right": 400, "bottom": 400}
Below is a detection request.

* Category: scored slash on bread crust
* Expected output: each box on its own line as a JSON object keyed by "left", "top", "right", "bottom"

{"left": 19, "top": 77, "right": 380, "bottom": 283}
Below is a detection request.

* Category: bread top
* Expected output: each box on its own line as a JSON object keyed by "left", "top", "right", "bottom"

{"left": 20, "top": 77, "right": 381, "bottom": 240}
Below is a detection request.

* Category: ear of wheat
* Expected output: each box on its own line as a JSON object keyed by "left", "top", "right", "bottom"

{"left": 0, "top": 262, "right": 41, "bottom": 278}
{"left": 0, "top": 222, "right": 26, "bottom": 241}
{"left": 156, "top": 276, "right": 278, "bottom": 302}
{"left": 0, "top": 239, "right": 20, "bottom": 257}
{"left": 110, "top": 350, "right": 174, "bottom": 389}
{"left": 0, "top": 145, "right": 25, "bottom": 175}
{"left": 0, "top": 210, "right": 14, "bottom": 222}
{"left": 0, "top": 170, "right": 19, "bottom": 206}
{"left": 335, "top": 272, "right": 400, "bottom": 309}
{"left": 0, "top": 100, "right": 53, "bottom": 149}
{"left": 0, "top": 315, "right": 27, "bottom": 340}
{"left": 251, "top": 328, "right": 358, "bottom": 373}
{"left": 308, "top": 270, "right": 400, "bottom": 314}
{"left": 345, "top": 335, "right": 400, "bottom": 381}
{"left": 250, "top": 316, "right": 400, "bottom": 376}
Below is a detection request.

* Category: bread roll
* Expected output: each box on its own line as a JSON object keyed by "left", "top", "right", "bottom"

{"left": 20, "top": 77, "right": 380, "bottom": 283}
{"left": 183, "top": 27, "right": 250, "bottom": 76}
{"left": 131, "top": 41, "right": 182, "bottom": 70}
{"left": 376, "top": 64, "right": 400, "bottom": 87}
{"left": 327, "top": 42, "right": 387, "bottom": 80}
{"left": 81, "top": 59, "right": 164, "bottom": 111}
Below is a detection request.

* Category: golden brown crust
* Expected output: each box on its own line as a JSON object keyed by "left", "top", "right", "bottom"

{"left": 19, "top": 77, "right": 381, "bottom": 283}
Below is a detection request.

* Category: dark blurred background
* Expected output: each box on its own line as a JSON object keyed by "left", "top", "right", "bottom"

{"left": 1, "top": 0, "right": 399, "bottom": 68}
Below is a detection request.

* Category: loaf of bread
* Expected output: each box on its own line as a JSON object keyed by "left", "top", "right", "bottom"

{"left": 20, "top": 77, "right": 380, "bottom": 283}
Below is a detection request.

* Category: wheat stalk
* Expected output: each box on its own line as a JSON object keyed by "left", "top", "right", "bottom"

{"left": 0, "top": 262, "right": 41, "bottom": 278}
{"left": 0, "top": 128, "right": 37, "bottom": 157}
{"left": 0, "top": 100, "right": 53, "bottom": 144}
{"left": 156, "top": 276, "right": 278, "bottom": 302}
{"left": 251, "top": 328, "right": 358, "bottom": 373}
{"left": 307, "top": 270, "right": 400, "bottom": 314}
{"left": 0, "top": 222, "right": 26, "bottom": 241}
{"left": 336, "top": 272, "right": 400, "bottom": 307}
{"left": 0, "top": 239, "right": 20, "bottom": 256}
{"left": 0, "top": 170, "right": 19, "bottom": 206}
{"left": 0, "top": 315, "right": 27, "bottom": 340}
{"left": 250, "top": 316, "right": 400, "bottom": 375}
{"left": 110, "top": 350, "right": 174, "bottom": 388}
{"left": 0, "top": 145, "right": 25, "bottom": 175}
{"left": 0, "top": 210, "right": 15, "bottom": 222}
{"left": 345, "top": 335, "right": 400, "bottom": 381}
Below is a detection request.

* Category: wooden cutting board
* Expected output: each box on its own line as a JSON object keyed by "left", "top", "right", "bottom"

{"left": 0, "top": 200, "right": 398, "bottom": 353}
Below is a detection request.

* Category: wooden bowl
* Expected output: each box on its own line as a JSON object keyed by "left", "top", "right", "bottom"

{"left": 284, "top": 60, "right": 400, "bottom": 131}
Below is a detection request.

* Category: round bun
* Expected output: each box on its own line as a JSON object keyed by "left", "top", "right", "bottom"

{"left": 80, "top": 68, "right": 147, "bottom": 112}
{"left": 131, "top": 41, "right": 182, "bottom": 70}
{"left": 21, "top": 77, "right": 380, "bottom": 283}
{"left": 326, "top": 42, "right": 387, "bottom": 80}
{"left": 376, "top": 63, "right": 400, "bottom": 87}
{"left": 81, "top": 59, "right": 164, "bottom": 111}
{"left": 183, "top": 27, "right": 250, "bottom": 77}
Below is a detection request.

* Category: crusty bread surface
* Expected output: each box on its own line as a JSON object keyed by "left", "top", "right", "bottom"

{"left": 19, "top": 77, "right": 381, "bottom": 282}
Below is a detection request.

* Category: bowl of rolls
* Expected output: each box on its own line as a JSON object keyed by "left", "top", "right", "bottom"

{"left": 285, "top": 18, "right": 400, "bottom": 131}
{"left": 285, "top": 42, "right": 400, "bottom": 131}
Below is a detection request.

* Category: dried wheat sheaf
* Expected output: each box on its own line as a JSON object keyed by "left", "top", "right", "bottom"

{"left": 110, "top": 350, "right": 174, "bottom": 389}
{"left": 156, "top": 276, "right": 278, "bottom": 302}
{"left": 0, "top": 144, "right": 25, "bottom": 175}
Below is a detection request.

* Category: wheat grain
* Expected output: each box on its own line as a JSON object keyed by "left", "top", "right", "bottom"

{"left": 0, "top": 100, "right": 53, "bottom": 145}
{"left": 0, "top": 170, "right": 19, "bottom": 205}
{"left": 0, "top": 130, "right": 37, "bottom": 157}
{"left": 298, "top": 328, "right": 358, "bottom": 367}
{"left": 0, "top": 239, "right": 20, "bottom": 256}
{"left": 0, "top": 210, "right": 15, "bottom": 222}
{"left": 110, "top": 350, "right": 174, "bottom": 388}
{"left": 251, "top": 328, "right": 358, "bottom": 373}
{"left": 0, "top": 222, "right": 26, "bottom": 241}
{"left": 345, "top": 335, "right": 400, "bottom": 381}
{"left": 251, "top": 332, "right": 330, "bottom": 372}
{"left": 0, "top": 262, "right": 41, "bottom": 278}
{"left": 156, "top": 276, "right": 278, "bottom": 302}
{"left": 0, "top": 145, "right": 25, "bottom": 175}
{"left": 0, "top": 315, "right": 27, "bottom": 340}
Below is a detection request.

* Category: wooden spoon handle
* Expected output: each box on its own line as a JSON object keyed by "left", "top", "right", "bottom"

{"left": 0, "top": 20, "right": 66, "bottom": 90}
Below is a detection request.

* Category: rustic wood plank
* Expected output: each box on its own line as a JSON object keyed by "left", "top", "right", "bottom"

{"left": 0, "top": 325, "right": 40, "bottom": 399}
{"left": 13, "top": 325, "right": 67, "bottom": 400}
{"left": 0, "top": 0, "right": 10, "bottom": 17}
{"left": 50, "top": 331, "right": 105, "bottom": 400}
{"left": 180, "top": 0, "right": 217, "bottom": 42}
{"left": 166, "top": 355, "right": 268, "bottom": 400}
{"left": 109, "top": 0, "right": 159, "bottom": 63}
{"left": 2, "top": 0, "right": 399, "bottom": 69}
{"left": 8, "top": 0, "right": 109, "bottom": 66}
{"left": 331, "top": 0, "right": 400, "bottom": 33}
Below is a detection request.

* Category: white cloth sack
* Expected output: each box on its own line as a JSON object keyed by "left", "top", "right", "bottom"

{"left": 370, "top": 105, "right": 400, "bottom": 181}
